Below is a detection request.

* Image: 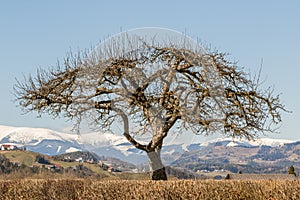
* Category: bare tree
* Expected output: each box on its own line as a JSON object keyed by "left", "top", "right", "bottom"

{"left": 14, "top": 29, "right": 286, "bottom": 180}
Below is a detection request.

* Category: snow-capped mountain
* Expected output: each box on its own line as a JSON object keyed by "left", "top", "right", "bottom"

{"left": 0, "top": 125, "right": 298, "bottom": 167}
{"left": 0, "top": 125, "right": 83, "bottom": 155}
{"left": 0, "top": 125, "right": 148, "bottom": 163}
{"left": 199, "top": 137, "right": 295, "bottom": 148}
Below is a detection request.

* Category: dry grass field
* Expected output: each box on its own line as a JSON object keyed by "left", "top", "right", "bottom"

{"left": 0, "top": 179, "right": 299, "bottom": 199}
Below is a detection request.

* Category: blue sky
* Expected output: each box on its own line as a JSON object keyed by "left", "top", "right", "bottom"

{"left": 0, "top": 1, "right": 299, "bottom": 141}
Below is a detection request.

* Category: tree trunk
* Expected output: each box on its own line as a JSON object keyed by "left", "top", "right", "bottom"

{"left": 147, "top": 150, "right": 167, "bottom": 180}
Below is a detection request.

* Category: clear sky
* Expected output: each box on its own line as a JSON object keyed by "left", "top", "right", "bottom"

{"left": 0, "top": 1, "right": 299, "bottom": 141}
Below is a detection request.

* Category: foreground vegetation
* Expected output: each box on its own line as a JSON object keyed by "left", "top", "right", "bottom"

{"left": 1, "top": 150, "right": 299, "bottom": 199}
{"left": 0, "top": 179, "right": 299, "bottom": 199}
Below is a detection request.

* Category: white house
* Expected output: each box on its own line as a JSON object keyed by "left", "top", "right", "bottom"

{"left": 0, "top": 143, "right": 25, "bottom": 151}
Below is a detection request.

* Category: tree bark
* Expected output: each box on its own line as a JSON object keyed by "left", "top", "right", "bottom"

{"left": 147, "top": 150, "right": 167, "bottom": 180}
{"left": 113, "top": 107, "right": 167, "bottom": 180}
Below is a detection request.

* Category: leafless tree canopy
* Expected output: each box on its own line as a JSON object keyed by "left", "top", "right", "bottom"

{"left": 14, "top": 32, "right": 286, "bottom": 179}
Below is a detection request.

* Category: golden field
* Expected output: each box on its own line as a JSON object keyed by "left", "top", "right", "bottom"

{"left": 0, "top": 179, "right": 299, "bottom": 200}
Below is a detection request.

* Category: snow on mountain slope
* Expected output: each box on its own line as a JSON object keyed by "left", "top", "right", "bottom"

{"left": 65, "top": 147, "right": 83, "bottom": 153}
{"left": 200, "top": 137, "right": 295, "bottom": 148}
{"left": 78, "top": 132, "right": 128, "bottom": 147}
{"left": 0, "top": 125, "right": 129, "bottom": 147}
{"left": 0, "top": 125, "right": 79, "bottom": 144}
{"left": 247, "top": 138, "right": 295, "bottom": 147}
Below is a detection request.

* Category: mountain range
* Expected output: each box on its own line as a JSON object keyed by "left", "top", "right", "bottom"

{"left": 0, "top": 125, "right": 299, "bottom": 174}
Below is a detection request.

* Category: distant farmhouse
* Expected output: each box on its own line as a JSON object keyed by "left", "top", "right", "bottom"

{"left": 225, "top": 173, "right": 298, "bottom": 180}
{"left": 0, "top": 143, "right": 26, "bottom": 151}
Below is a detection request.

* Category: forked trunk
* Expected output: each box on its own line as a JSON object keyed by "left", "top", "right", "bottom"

{"left": 147, "top": 150, "right": 167, "bottom": 180}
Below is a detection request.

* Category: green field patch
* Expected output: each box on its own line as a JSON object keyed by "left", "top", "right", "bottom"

{"left": 1, "top": 151, "right": 37, "bottom": 166}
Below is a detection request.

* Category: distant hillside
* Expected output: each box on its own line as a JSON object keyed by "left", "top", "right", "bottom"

{"left": 53, "top": 151, "right": 137, "bottom": 172}
{"left": 0, "top": 150, "right": 201, "bottom": 180}
{"left": 172, "top": 141, "right": 300, "bottom": 175}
